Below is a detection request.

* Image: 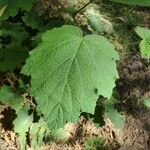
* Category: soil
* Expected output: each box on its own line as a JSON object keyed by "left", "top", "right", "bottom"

{"left": 115, "top": 49, "right": 150, "bottom": 149}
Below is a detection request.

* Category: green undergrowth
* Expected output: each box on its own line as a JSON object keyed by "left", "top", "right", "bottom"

{"left": 0, "top": 0, "right": 150, "bottom": 149}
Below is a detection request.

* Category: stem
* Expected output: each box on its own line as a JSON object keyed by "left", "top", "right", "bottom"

{"left": 73, "top": 0, "right": 95, "bottom": 17}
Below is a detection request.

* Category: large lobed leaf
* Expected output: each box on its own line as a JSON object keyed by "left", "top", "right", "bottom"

{"left": 22, "top": 25, "right": 118, "bottom": 131}
{"left": 112, "top": 0, "right": 150, "bottom": 6}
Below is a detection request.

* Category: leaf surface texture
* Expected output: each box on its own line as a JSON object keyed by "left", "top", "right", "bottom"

{"left": 22, "top": 25, "right": 118, "bottom": 130}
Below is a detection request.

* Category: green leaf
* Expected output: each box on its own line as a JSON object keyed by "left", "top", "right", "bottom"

{"left": 22, "top": 25, "right": 118, "bottom": 131}
{"left": 37, "top": 128, "right": 45, "bottom": 149}
{"left": 30, "top": 124, "right": 40, "bottom": 150}
{"left": 135, "top": 27, "right": 150, "bottom": 39}
{"left": 143, "top": 98, "right": 150, "bottom": 109}
{"left": 104, "top": 98, "right": 125, "bottom": 129}
{"left": 0, "top": 30, "right": 2, "bottom": 36}
{"left": 51, "top": 128, "right": 70, "bottom": 142}
{"left": 0, "top": 5, "right": 7, "bottom": 18}
{"left": 14, "top": 108, "right": 33, "bottom": 133}
{"left": 84, "top": 137, "right": 105, "bottom": 150}
{"left": 0, "top": 0, "right": 35, "bottom": 20}
{"left": 135, "top": 27, "right": 150, "bottom": 58}
{"left": 0, "top": 46, "right": 29, "bottom": 72}
{"left": 29, "top": 119, "right": 49, "bottom": 149}
{"left": 0, "top": 86, "right": 23, "bottom": 112}
{"left": 22, "top": 12, "right": 43, "bottom": 29}
{"left": 139, "top": 40, "right": 150, "bottom": 58}
{"left": 0, "top": 23, "right": 29, "bottom": 71}
{"left": 1, "top": 22, "right": 29, "bottom": 45}
{"left": 13, "top": 108, "right": 33, "bottom": 150}
{"left": 112, "top": 0, "right": 150, "bottom": 6}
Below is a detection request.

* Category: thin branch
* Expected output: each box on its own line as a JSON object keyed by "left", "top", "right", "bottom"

{"left": 73, "top": 0, "right": 95, "bottom": 17}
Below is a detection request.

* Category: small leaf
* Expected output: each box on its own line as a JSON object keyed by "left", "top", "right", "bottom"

{"left": 30, "top": 124, "right": 39, "bottom": 150}
{"left": 0, "top": 30, "right": 2, "bottom": 36}
{"left": 104, "top": 98, "right": 125, "bottom": 129}
{"left": 135, "top": 27, "right": 150, "bottom": 39}
{"left": 13, "top": 108, "right": 33, "bottom": 150}
{"left": 13, "top": 108, "right": 33, "bottom": 133}
{"left": 84, "top": 137, "right": 105, "bottom": 150}
{"left": 22, "top": 12, "right": 43, "bottom": 29}
{"left": 18, "top": 134, "right": 27, "bottom": 150}
{"left": 143, "top": 98, "right": 150, "bottom": 109}
{"left": 0, "top": 0, "right": 35, "bottom": 20}
{"left": 29, "top": 119, "right": 49, "bottom": 149}
{"left": 139, "top": 40, "right": 150, "bottom": 58}
{"left": 0, "top": 86, "right": 23, "bottom": 112}
{"left": 135, "top": 27, "right": 150, "bottom": 58}
{"left": 0, "top": 5, "right": 7, "bottom": 17}
{"left": 0, "top": 46, "right": 29, "bottom": 71}
{"left": 37, "top": 127, "right": 46, "bottom": 149}
{"left": 51, "top": 128, "right": 70, "bottom": 142}
{"left": 0, "top": 22, "right": 29, "bottom": 71}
